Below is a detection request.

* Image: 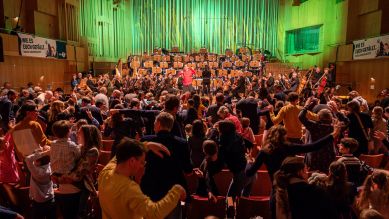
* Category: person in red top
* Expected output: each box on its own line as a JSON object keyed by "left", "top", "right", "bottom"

{"left": 179, "top": 65, "right": 196, "bottom": 92}
{"left": 217, "top": 106, "right": 243, "bottom": 134}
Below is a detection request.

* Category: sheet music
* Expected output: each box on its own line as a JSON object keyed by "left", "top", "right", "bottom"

{"left": 12, "top": 129, "right": 40, "bottom": 156}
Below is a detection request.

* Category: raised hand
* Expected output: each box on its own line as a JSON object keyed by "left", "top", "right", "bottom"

{"left": 331, "top": 119, "right": 344, "bottom": 138}
{"left": 327, "top": 101, "right": 339, "bottom": 113}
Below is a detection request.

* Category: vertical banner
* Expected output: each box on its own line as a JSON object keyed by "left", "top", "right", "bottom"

{"left": 56, "top": 41, "right": 67, "bottom": 59}
{"left": 17, "top": 33, "right": 67, "bottom": 59}
{"left": 353, "top": 35, "right": 389, "bottom": 60}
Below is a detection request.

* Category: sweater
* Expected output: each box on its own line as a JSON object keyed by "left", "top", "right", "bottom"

{"left": 270, "top": 104, "right": 318, "bottom": 139}
{"left": 98, "top": 159, "right": 182, "bottom": 219}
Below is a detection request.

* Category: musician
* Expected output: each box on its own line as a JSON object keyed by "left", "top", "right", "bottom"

{"left": 312, "top": 66, "right": 322, "bottom": 85}
{"left": 116, "top": 58, "right": 123, "bottom": 77}
{"left": 266, "top": 72, "right": 275, "bottom": 89}
{"left": 288, "top": 68, "right": 297, "bottom": 79}
{"left": 279, "top": 74, "right": 288, "bottom": 91}
{"left": 327, "top": 64, "right": 336, "bottom": 87}
{"left": 232, "top": 75, "right": 246, "bottom": 99}
{"left": 179, "top": 65, "right": 196, "bottom": 92}
{"left": 299, "top": 69, "right": 314, "bottom": 100}
{"left": 202, "top": 65, "right": 211, "bottom": 95}
{"left": 287, "top": 72, "right": 300, "bottom": 92}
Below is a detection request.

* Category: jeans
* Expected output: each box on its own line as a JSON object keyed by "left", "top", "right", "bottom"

{"left": 227, "top": 163, "right": 256, "bottom": 199}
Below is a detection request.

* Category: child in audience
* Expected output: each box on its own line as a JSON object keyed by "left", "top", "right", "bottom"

{"left": 50, "top": 120, "right": 81, "bottom": 178}
{"left": 185, "top": 124, "right": 192, "bottom": 140}
{"left": 195, "top": 140, "right": 220, "bottom": 203}
{"left": 337, "top": 137, "right": 372, "bottom": 186}
{"left": 25, "top": 147, "right": 56, "bottom": 219}
{"left": 241, "top": 117, "right": 255, "bottom": 144}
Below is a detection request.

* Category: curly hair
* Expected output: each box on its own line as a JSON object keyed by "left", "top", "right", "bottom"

{"left": 263, "top": 125, "right": 288, "bottom": 154}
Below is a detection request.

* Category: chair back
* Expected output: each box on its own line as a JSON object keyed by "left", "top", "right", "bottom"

{"left": 213, "top": 169, "right": 233, "bottom": 196}
{"left": 359, "top": 154, "right": 384, "bottom": 168}
{"left": 236, "top": 196, "right": 270, "bottom": 219}
{"left": 188, "top": 195, "right": 226, "bottom": 219}
{"left": 251, "top": 170, "right": 272, "bottom": 197}
{"left": 98, "top": 150, "right": 112, "bottom": 166}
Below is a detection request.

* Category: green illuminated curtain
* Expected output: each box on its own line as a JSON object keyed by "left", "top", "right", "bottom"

{"left": 285, "top": 25, "right": 321, "bottom": 55}
{"left": 80, "top": 0, "right": 279, "bottom": 59}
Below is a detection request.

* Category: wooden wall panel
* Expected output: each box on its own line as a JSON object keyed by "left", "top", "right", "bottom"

{"left": 0, "top": 32, "right": 74, "bottom": 93}
{"left": 359, "top": 11, "right": 382, "bottom": 38}
{"left": 0, "top": 55, "right": 70, "bottom": 91}
{"left": 37, "top": 0, "right": 58, "bottom": 16}
{"left": 337, "top": 44, "right": 353, "bottom": 62}
{"left": 66, "top": 45, "right": 75, "bottom": 61}
{"left": 34, "top": 11, "right": 58, "bottom": 39}
{"left": 336, "top": 58, "right": 389, "bottom": 103}
{"left": 0, "top": 33, "right": 19, "bottom": 56}
{"left": 76, "top": 47, "right": 86, "bottom": 61}
{"left": 0, "top": 32, "right": 87, "bottom": 93}
{"left": 359, "top": 0, "right": 379, "bottom": 14}
{"left": 379, "top": 0, "right": 389, "bottom": 34}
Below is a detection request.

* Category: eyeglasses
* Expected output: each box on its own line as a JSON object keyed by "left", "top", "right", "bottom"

{"left": 136, "top": 158, "right": 147, "bottom": 167}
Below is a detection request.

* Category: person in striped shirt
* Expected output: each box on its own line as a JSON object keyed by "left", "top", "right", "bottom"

{"left": 337, "top": 138, "right": 371, "bottom": 186}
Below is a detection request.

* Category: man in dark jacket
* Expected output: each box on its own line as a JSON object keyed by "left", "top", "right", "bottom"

{"left": 164, "top": 94, "right": 186, "bottom": 139}
{"left": 77, "top": 97, "right": 104, "bottom": 125}
{"left": 141, "top": 112, "right": 193, "bottom": 219}
{"left": 236, "top": 95, "right": 259, "bottom": 134}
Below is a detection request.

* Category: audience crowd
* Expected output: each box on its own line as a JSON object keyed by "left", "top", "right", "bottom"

{"left": 0, "top": 68, "right": 389, "bottom": 219}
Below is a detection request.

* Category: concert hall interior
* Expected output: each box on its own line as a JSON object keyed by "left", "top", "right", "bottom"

{"left": 0, "top": 0, "right": 389, "bottom": 219}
